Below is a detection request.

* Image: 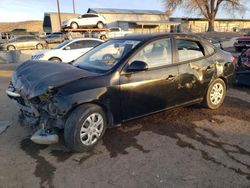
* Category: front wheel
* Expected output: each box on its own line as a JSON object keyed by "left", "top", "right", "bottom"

{"left": 64, "top": 104, "right": 107, "bottom": 152}
{"left": 97, "top": 22, "right": 104, "bottom": 29}
{"left": 204, "top": 78, "right": 226, "bottom": 110}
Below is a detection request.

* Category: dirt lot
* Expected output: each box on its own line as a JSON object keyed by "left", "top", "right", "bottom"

{"left": 0, "top": 37, "right": 250, "bottom": 187}
{"left": 0, "top": 76, "right": 250, "bottom": 188}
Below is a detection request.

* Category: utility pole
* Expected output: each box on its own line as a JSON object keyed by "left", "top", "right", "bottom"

{"left": 72, "top": 0, "right": 76, "bottom": 14}
{"left": 56, "top": 0, "right": 62, "bottom": 30}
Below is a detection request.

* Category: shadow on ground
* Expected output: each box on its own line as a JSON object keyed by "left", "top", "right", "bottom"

{"left": 20, "top": 96, "right": 250, "bottom": 187}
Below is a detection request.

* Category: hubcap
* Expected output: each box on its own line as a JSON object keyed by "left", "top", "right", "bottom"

{"left": 72, "top": 23, "right": 78, "bottom": 29}
{"left": 210, "top": 83, "right": 224, "bottom": 105}
{"left": 80, "top": 113, "right": 104, "bottom": 146}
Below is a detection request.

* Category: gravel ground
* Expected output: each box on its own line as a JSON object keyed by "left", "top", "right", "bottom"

{"left": 0, "top": 75, "right": 250, "bottom": 188}
{"left": 0, "top": 37, "right": 249, "bottom": 187}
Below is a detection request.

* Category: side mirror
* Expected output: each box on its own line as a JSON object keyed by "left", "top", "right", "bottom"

{"left": 64, "top": 46, "right": 71, "bottom": 50}
{"left": 78, "top": 16, "right": 81, "bottom": 19}
{"left": 127, "top": 60, "right": 148, "bottom": 72}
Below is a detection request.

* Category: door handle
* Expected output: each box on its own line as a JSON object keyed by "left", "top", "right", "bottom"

{"left": 166, "top": 75, "right": 176, "bottom": 81}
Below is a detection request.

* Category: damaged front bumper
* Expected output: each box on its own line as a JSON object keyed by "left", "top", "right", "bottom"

{"left": 6, "top": 86, "right": 64, "bottom": 144}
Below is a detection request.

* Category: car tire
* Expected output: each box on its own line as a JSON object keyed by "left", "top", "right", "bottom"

{"left": 64, "top": 104, "right": 107, "bottom": 152}
{"left": 100, "top": 35, "right": 107, "bottom": 40}
{"left": 204, "top": 78, "right": 226, "bottom": 110}
{"left": 49, "top": 57, "right": 62, "bottom": 62}
{"left": 70, "top": 22, "right": 79, "bottom": 29}
{"left": 36, "top": 43, "right": 44, "bottom": 50}
{"left": 7, "top": 45, "right": 16, "bottom": 51}
{"left": 97, "top": 22, "right": 104, "bottom": 29}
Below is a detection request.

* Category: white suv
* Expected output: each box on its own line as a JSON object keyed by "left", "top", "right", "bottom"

{"left": 62, "top": 13, "right": 107, "bottom": 29}
{"left": 32, "top": 38, "right": 103, "bottom": 63}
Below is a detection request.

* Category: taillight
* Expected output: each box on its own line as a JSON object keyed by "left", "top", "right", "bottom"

{"left": 231, "top": 56, "right": 237, "bottom": 64}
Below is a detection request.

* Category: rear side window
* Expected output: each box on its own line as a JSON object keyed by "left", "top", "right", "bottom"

{"left": 176, "top": 40, "right": 205, "bottom": 62}
{"left": 205, "top": 43, "right": 215, "bottom": 55}
{"left": 87, "top": 40, "right": 102, "bottom": 48}
{"left": 25, "top": 36, "right": 37, "bottom": 41}
{"left": 110, "top": 28, "right": 120, "bottom": 32}
{"left": 68, "top": 41, "right": 87, "bottom": 49}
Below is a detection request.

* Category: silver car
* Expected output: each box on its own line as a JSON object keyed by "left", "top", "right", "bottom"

{"left": 0, "top": 35, "right": 47, "bottom": 51}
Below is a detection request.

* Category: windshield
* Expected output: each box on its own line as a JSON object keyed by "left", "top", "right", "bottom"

{"left": 73, "top": 39, "right": 140, "bottom": 72}
{"left": 52, "top": 40, "right": 71, "bottom": 49}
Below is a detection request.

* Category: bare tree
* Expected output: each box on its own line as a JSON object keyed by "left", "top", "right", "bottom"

{"left": 163, "top": 0, "right": 245, "bottom": 31}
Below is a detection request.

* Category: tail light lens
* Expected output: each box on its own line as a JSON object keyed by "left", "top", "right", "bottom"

{"left": 231, "top": 56, "right": 237, "bottom": 64}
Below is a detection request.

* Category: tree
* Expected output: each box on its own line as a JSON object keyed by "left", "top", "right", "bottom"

{"left": 163, "top": 0, "right": 245, "bottom": 31}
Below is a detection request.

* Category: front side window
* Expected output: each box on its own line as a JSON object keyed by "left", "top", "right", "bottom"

{"left": 73, "top": 39, "right": 140, "bottom": 72}
{"left": 176, "top": 40, "right": 205, "bottom": 62}
{"left": 130, "top": 38, "right": 172, "bottom": 68}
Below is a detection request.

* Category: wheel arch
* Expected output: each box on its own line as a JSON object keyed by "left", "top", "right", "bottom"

{"left": 49, "top": 56, "right": 62, "bottom": 62}
{"left": 65, "top": 100, "right": 114, "bottom": 128}
{"left": 218, "top": 76, "right": 228, "bottom": 90}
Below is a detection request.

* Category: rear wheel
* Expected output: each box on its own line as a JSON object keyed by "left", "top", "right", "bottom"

{"left": 70, "top": 22, "right": 79, "bottom": 29}
{"left": 49, "top": 57, "right": 62, "bottom": 62}
{"left": 64, "top": 104, "right": 107, "bottom": 152}
{"left": 204, "top": 78, "right": 226, "bottom": 110}
{"left": 36, "top": 43, "right": 44, "bottom": 50}
{"left": 7, "top": 45, "right": 16, "bottom": 51}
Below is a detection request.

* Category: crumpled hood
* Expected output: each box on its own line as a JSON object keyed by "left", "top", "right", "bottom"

{"left": 11, "top": 60, "right": 99, "bottom": 99}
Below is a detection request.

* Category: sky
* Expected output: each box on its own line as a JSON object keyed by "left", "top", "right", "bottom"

{"left": 0, "top": 0, "right": 250, "bottom": 22}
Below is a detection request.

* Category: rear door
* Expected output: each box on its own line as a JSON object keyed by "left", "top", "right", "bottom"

{"left": 24, "top": 36, "right": 38, "bottom": 49}
{"left": 14, "top": 36, "right": 27, "bottom": 49}
{"left": 174, "top": 37, "right": 215, "bottom": 104}
{"left": 63, "top": 40, "right": 101, "bottom": 62}
{"left": 120, "top": 37, "right": 179, "bottom": 120}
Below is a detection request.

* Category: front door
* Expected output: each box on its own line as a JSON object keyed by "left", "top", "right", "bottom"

{"left": 174, "top": 38, "right": 215, "bottom": 104}
{"left": 120, "top": 38, "right": 179, "bottom": 120}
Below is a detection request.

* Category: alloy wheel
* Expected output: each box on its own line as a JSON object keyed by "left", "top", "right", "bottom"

{"left": 80, "top": 113, "right": 104, "bottom": 146}
{"left": 210, "top": 83, "right": 224, "bottom": 105}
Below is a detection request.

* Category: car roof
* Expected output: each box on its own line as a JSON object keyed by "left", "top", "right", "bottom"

{"left": 68, "top": 38, "right": 103, "bottom": 43}
{"left": 114, "top": 33, "right": 202, "bottom": 41}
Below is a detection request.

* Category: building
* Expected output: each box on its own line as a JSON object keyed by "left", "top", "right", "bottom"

{"left": 87, "top": 8, "right": 180, "bottom": 33}
{"left": 170, "top": 17, "right": 250, "bottom": 33}
{"left": 43, "top": 12, "right": 80, "bottom": 33}
{"left": 43, "top": 8, "right": 181, "bottom": 34}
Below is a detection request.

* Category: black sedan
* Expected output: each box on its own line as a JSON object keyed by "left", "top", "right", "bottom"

{"left": 6, "top": 34, "right": 235, "bottom": 152}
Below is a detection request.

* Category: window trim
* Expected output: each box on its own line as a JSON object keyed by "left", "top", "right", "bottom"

{"left": 173, "top": 37, "right": 210, "bottom": 64}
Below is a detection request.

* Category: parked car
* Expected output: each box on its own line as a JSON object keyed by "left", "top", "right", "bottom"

{"left": 235, "top": 48, "right": 250, "bottom": 86}
{"left": 62, "top": 13, "right": 107, "bottom": 29}
{"left": 44, "top": 32, "right": 67, "bottom": 44}
{"left": 6, "top": 34, "right": 235, "bottom": 152}
{"left": 32, "top": 38, "right": 103, "bottom": 63}
{"left": 234, "top": 36, "right": 250, "bottom": 52}
{"left": 1, "top": 29, "right": 39, "bottom": 40}
{"left": 0, "top": 35, "right": 47, "bottom": 51}
{"left": 100, "top": 27, "right": 132, "bottom": 40}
